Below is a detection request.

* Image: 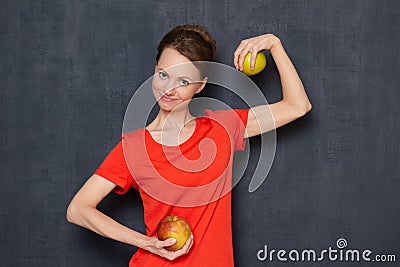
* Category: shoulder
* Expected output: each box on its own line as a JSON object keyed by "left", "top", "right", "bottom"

{"left": 121, "top": 128, "right": 146, "bottom": 141}
{"left": 204, "top": 108, "right": 249, "bottom": 126}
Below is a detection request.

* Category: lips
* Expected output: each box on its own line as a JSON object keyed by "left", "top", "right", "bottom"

{"left": 161, "top": 95, "right": 177, "bottom": 102}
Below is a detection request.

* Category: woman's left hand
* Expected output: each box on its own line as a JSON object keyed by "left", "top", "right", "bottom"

{"left": 234, "top": 33, "right": 281, "bottom": 71}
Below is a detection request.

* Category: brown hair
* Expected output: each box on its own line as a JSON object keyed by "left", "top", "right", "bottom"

{"left": 156, "top": 24, "right": 216, "bottom": 63}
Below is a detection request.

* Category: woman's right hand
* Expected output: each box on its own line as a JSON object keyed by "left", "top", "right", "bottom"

{"left": 143, "top": 235, "right": 194, "bottom": 261}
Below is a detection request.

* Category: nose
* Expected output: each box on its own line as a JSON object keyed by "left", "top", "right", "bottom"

{"left": 162, "top": 87, "right": 175, "bottom": 96}
{"left": 162, "top": 81, "right": 178, "bottom": 95}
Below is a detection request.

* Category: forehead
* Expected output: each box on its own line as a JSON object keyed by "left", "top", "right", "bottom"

{"left": 157, "top": 48, "right": 201, "bottom": 79}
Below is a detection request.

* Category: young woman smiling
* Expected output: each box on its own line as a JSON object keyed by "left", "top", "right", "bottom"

{"left": 67, "top": 24, "right": 312, "bottom": 266}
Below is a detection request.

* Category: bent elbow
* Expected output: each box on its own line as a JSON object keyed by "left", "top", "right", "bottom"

{"left": 66, "top": 202, "right": 78, "bottom": 224}
{"left": 294, "top": 102, "right": 312, "bottom": 118}
{"left": 305, "top": 102, "right": 312, "bottom": 113}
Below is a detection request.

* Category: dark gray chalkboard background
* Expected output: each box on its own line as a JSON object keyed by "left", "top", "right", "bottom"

{"left": 1, "top": 1, "right": 399, "bottom": 266}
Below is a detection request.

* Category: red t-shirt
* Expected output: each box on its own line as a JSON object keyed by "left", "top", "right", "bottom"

{"left": 95, "top": 109, "right": 249, "bottom": 266}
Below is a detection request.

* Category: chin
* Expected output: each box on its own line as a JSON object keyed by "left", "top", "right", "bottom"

{"left": 158, "top": 103, "right": 175, "bottom": 112}
{"left": 156, "top": 98, "right": 176, "bottom": 111}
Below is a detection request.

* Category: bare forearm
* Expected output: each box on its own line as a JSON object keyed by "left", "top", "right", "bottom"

{"left": 270, "top": 40, "right": 312, "bottom": 112}
{"left": 67, "top": 205, "right": 149, "bottom": 249}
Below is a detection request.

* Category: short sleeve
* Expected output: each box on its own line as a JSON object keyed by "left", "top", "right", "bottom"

{"left": 94, "top": 141, "right": 139, "bottom": 194}
{"left": 204, "top": 108, "right": 249, "bottom": 151}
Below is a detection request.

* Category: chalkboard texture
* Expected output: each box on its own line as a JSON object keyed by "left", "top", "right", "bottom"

{"left": 1, "top": 1, "right": 399, "bottom": 266}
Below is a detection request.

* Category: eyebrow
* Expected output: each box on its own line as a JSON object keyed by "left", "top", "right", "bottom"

{"left": 156, "top": 67, "right": 195, "bottom": 81}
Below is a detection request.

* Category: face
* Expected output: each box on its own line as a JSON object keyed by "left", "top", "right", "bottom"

{"left": 152, "top": 47, "right": 207, "bottom": 112}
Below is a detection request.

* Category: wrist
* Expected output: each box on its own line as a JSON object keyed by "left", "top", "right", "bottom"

{"left": 270, "top": 37, "right": 283, "bottom": 53}
{"left": 132, "top": 233, "right": 152, "bottom": 249}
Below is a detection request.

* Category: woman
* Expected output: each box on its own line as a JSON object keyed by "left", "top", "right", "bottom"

{"left": 67, "top": 24, "right": 312, "bottom": 266}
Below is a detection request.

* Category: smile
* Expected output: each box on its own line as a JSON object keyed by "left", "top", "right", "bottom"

{"left": 161, "top": 95, "right": 177, "bottom": 102}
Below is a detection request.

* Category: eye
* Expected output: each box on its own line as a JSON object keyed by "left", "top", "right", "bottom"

{"left": 158, "top": 71, "right": 168, "bottom": 79}
{"left": 179, "top": 79, "right": 190, "bottom": 86}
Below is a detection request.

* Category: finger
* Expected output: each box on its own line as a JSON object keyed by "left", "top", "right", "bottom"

{"left": 170, "top": 236, "right": 192, "bottom": 258}
{"left": 156, "top": 238, "right": 176, "bottom": 249}
{"left": 250, "top": 49, "right": 259, "bottom": 70}
{"left": 234, "top": 46, "right": 245, "bottom": 70}
{"left": 187, "top": 235, "right": 194, "bottom": 251}
{"left": 242, "top": 41, "right": 257, "bottom": 71}
{"left": 182, "top": 235, "right": 194, "bottom": 254}
{"left": 238, "top": 48, "right": 251, "bottom": 71}
{"left": 234, "top": 39, "right": 251, "bottom": 70}
{"left": 233, "top": 50, "right": 239, "bottom": 70}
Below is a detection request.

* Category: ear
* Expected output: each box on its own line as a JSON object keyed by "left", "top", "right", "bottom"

{"left": 195, "top": 77, "right": 208, "bottom": 94}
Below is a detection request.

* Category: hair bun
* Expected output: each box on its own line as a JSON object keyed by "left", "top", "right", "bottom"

{"left": 157, "top": 24, "right": 216, "bottom": 62}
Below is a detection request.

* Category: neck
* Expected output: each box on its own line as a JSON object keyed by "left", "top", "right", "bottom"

{"left": 151, "top": 107, "right": 195, "bottom": 131}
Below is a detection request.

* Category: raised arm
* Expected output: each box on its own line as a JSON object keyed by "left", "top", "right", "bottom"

{"left": 234, "top": 34, "right": 312, "bottom": 138}
{"left": 66, "top": 174, "right": 193, "bottom": 261}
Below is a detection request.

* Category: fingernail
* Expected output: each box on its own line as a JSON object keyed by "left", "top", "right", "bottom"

{"left": 170, "top": 238, "right": 176, "bottom": 244}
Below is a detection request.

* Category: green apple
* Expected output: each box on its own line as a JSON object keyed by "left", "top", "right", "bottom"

{"left": 242, "top": 52, "right": 267, "bottom": 76}
{"left": 157, "top": 215, "right": 192, "bottom": 251}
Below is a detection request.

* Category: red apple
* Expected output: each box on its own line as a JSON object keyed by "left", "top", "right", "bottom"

{"left": 157, "top": 215, "right": 192, "bottom": 251}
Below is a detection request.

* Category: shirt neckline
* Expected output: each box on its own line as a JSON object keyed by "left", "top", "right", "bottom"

{"left": 144, "top": 118, "right": 200, "bottom": 148}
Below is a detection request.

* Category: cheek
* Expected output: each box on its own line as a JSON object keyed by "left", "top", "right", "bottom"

{"left": 177, "top": 87, "right": 197, "bottom": 100}
{"left": 152, "top": 77, "right": 164, "bottom": 91}
{"left": 152, "top": 77, "right": 170, "bottom": 96}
